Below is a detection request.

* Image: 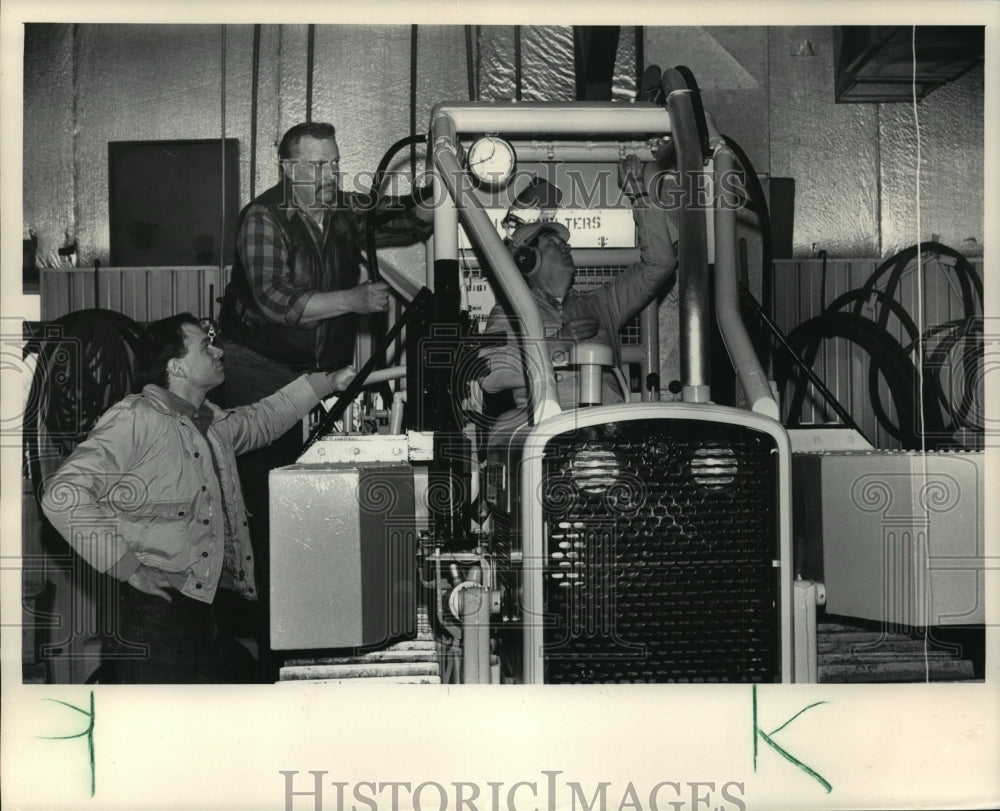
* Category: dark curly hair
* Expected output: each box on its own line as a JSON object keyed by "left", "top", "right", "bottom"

{"left": 136, "top": 312, "right": 201, "bottom": 388}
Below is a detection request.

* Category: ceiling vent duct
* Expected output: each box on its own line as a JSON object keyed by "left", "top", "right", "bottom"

{"left": 834, "top": 26, "right": 983, "bottom": 103}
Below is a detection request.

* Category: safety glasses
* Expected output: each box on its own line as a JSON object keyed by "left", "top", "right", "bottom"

{"left": 198, "top": 318, "right": 220, "bottom": 346}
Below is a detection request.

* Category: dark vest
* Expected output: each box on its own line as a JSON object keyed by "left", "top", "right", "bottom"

{"left": 220, "top": 182, "right": 362, "bottom": 372}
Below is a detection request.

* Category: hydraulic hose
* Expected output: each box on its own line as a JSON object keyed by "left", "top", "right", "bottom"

{"left": 25, "top": 309, "right": 142, "bottom": 500}
{"left": 365, "top": 132, "right": 430, "bottom": 283}
{"left": 835, "top": 242, "right": 982, "bottom": 444}
{"left": 775, "top": 311, "right": 946, "bottom": 449}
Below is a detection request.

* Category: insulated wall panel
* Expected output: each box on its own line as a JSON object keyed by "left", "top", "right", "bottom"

{"left": 23, "top": 24, "right": 75, "bottom": 268}
{"left": 879, "top": 63, "right": 984, "bottom": 258}
{"left": 769, "top": 27, "right": 881, "bottom": 257}
{"left": 73, "top": 25, "right": 254, "bottom": 267}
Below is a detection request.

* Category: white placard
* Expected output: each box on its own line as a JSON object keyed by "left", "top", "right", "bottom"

{"left": 458, "top": 207, "right": 637, "bottom": 250}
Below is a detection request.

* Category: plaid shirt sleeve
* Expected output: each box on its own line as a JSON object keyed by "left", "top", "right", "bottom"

{"left": 237, "top": 204, "right": 312, "bottom": 326}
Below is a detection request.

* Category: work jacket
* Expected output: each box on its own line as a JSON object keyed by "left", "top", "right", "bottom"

{"left": 41, "top": 377, "right": 321, "bottom": 603}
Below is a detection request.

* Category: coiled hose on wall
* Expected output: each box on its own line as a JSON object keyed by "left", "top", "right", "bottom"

{"left": 774, "top": 243, "right": 983, "bottom": 449}
{"left": 24, "top": 309, "right": 142, "bottom": 499}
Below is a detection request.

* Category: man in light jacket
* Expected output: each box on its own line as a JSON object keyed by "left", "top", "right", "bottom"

{"left": 41, "top": 312, "right": 353, "bottom": 683}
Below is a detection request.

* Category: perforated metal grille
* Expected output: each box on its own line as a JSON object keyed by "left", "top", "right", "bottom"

{"left": 540, "top": 418, "right": 781, "bottom": 683}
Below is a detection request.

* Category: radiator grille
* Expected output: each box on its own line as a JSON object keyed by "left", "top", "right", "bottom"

{"left": 540, "top": 418, "right": 780, "bottom": 683}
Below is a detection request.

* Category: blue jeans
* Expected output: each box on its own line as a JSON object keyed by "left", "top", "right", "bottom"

{"left": 109, "top": 585, "right": 256, "bottom": 684}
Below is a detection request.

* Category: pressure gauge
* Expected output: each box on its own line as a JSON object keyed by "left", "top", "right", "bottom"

{"left": 466, "top": 135, "right": 517, "bottom": 188}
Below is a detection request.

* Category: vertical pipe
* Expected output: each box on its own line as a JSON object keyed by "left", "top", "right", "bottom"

{"left": 428, "top": 113, "right": 464, "bottom": 543}
{"left": 250, "top": 24, "right": 261, "bottom": 200}
{"left": 410, "top": 26, "right": 419, "bottom": 178}
{"left": 634, "top": 26, "right": 644, "bottom": 99}
{"left": 71, "top": 24, "right": 81, "bottom": 265}
{"left": 431, "top": 186, "right": 458, "bottom": 291}
{"left": 514, "top": 26, "right": 523, "bottom": 101}
{"left": 305, "top": 25, "right": 315, "bottom": 122}
{"left": 792, "top": 579, "right": 825, "bottom": 683}
{"left": 640, "top": 300, "right": 660, "bottom": 400}
{"left": 662, "top": 69, "right": 710, "bottom": 402}
{"left": 432, "top": 252, "right": 463, "bottom": 542}
{"left": 460, "top": 567, "right": 492, "bottom": 684}
{"left": 465, "top": 26, "right": 477, "bottom": 101}
{"left": 712, "top": 140, "right": 778, "bottom": 418}
{"left": 220, "top": 25, "right": 227, "bottom": 275}
{"left": 431, "top": 120, "right": 560, "bottom": 425}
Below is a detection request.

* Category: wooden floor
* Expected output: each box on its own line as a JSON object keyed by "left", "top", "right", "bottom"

{"left": 817, "top": 619, "right": 981, "bottom": 683}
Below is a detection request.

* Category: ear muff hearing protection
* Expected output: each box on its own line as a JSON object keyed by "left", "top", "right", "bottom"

{"left": 512, "top": 243, "right": 541, "bottom": 275}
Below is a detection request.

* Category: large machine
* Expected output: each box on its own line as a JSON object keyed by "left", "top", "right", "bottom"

{"left": 269, "top": 67, "right": 821, "bottom": 685}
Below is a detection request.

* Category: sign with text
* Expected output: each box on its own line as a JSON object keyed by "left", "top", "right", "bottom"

{"left": 458, "top": 208, "right": 637, "bottom": 250}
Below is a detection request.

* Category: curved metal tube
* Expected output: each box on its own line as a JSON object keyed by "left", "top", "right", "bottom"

{"left": 708, "top": 125, "right": 779, "bottom": 419}
{"left": 431, "top": 108, "right": 561, "bottom": 424}
{"left": 661, "top": 69, "right": 711, "bottom": 403}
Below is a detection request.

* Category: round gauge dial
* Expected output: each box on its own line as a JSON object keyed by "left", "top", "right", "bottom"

{"left": 466, "top": 135, "right": 516, "bottom": 188}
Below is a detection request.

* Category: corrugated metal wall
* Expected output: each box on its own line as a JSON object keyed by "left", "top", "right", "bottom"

{"left": 40, "top": 266, "right": 229, "bottom": 323}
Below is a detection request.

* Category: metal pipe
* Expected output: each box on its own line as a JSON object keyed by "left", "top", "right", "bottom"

{"left": 661, "top": 69, "right": 710, "bottom": 403}
{"left": 430, "top": 101, "right": 671, "bottom": 136}
{"left": 708, "top": 121, "right": 779, "bottom": 419}
{"left": 507, "top": 141, "right": 664, "bottom": 163}
{"left": 458, "top": 250, "right": 642, "bottom": 272}
{"left": 431, "top": 187, "right": 459, "bottom": 286}
{"left": 363, "top": 365, "right": 407, "bottom": 386}
{"left": 459, "top": 565, "right": 492, "bottom": 684}
{"left": 792, "top": 579, "right": 826, "bottom": 683}
{"left": 620, "top": 345, "right": 643, "bottom": 365}
{"left": 570, "top": 341, "right": 613, "bottom": 406}
{"left": 640, "top": 300, "right": 660, "bottom": 401}
{"left": 431, "top": 109, "right": 561, "bottom": 424}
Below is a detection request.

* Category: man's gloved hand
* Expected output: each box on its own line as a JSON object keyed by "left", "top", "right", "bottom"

{"left": 559, "top": 316, "right": 600, "bottom": 341}
{"left": 349, "top": 281, "right": 390, "bottom": 313}
{"left": 617, "top": 154, "right": 648, "bottom": 200}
